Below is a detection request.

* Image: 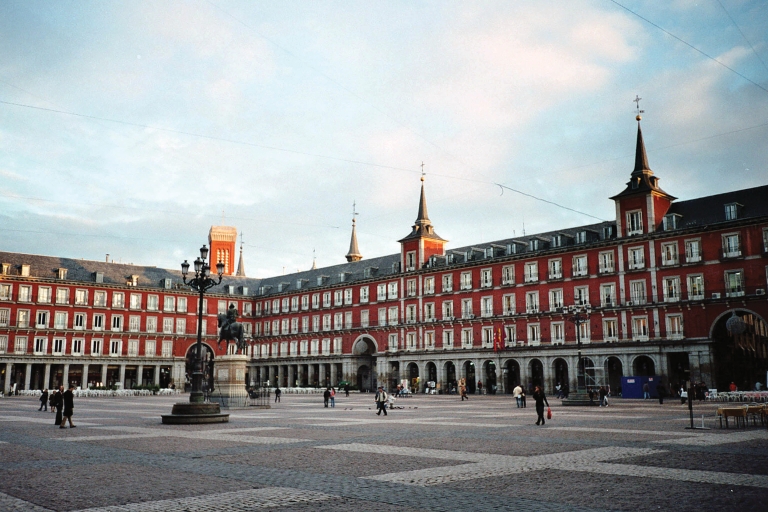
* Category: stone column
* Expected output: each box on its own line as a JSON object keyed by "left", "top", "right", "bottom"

{"left": 3, "top": 363, "right": 11, "bottom": 394}
{"left": 101, "top": 365, "right": 108, "bottom": 387}
{"left": 330, "top": 363, "right": 338, "bottom": 387}
{"left": 81, "top": 364, "right": 89, "bottom": 389}
{"left": 319, "top": 364, "right": 326, "bottom": 388}
{"left": 268, "top": 366, "right": 275, "bottom": 386}
{"left": 119, "top": 364, "right": 126, "bottom": 389}
{"left": 308, "top": 364, "right": 316, "bottom": 387}
{"left": 24, "top": 363, "right": 32, "bottom": 391}
{"left": 154, "top": 365, "right": 161, "bottom": 386}
{"left": 287, "top": 365, "right": 295, "bottom": 388}
{"left": 43, "top": 364, "right": 51, "bottom": 390}
{"left": 278, "top": 365, "right": 285, "bottom": 388}
{"left": 62, "top": 363, "right": 69, "bottom": 389}
{"left": 136, "top": 364, "right": 143, "bottom": 386}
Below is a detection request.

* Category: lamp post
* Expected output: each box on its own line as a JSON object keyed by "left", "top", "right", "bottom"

{"left": 561, "top": 304, "right": 592, "bottom": 392}
{"left": 181, "top": 245, "right": 224, "bottom": 404}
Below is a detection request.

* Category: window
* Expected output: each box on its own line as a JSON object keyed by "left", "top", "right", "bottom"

{"left": 18, "top": 285, "right": 32, "bottom": 302}
{"left": 663, "top": 214, "right": 680, "bottom": 231}
{"left": 111, "top": 314, "right": 123, "bottom": 332}
{"left": 442, "top": 274, "right": 453, "bottom": 293}
{"left": 722, "top": 233, "right": 741, "bottom": 258}
{"left": 504, "top": 325, "right": 517, "bottom": 347}
{"left": 310, "top": 340, "right": 318, "bottom": 355}
{"left": 481, "top": 296, "right": 493, "bottom": 317}
{"left": 661, "top": 242, "right": 678, "bottom": 266}
{"left": 725, "top": 270, "right": 745, "bottom": 297}
{"left": 147, "top": 295, "right": 159, "bottom": 311}
{"left": 301, "top": 295, "right": 309, "bottom": 310}
{"left": 0, "top": 308, "right": 8, "bottom": 327}
{"left": 502, "top": 294, "right": 516, "bottom": 315}
{"left": 524, "top": 262, "right": 538, "bottom": 283}
{"left": 685, "top": 239, "right": 702, "bottom": 263}
{"left": 145, "top": 339, "right": 156, "bottom": 357}
{"left": 527, "top": 324, "right": 541, "bottom": 346}
{"left": 34, "top": 336, "right": 47, "bottom": 355}
{"left": 628, "top": 247, "right": 644, "bottom": 270}
{"left": 0, "top": 335, "right": 6, "bottom": 353}
{"left": 272, "top": 299, "right": 279, "bottom": 313}
{"left": 599, "top": 251, "right": 614, "bottom": 274}
{"left": 600, "top": 283, "right": 616, "bottom": 307}
{"left": 360, "top": 310, "right": 369, "bottom": 328}
{"left": 54, "top": 311, "right": 67, "bottom": 329}
{"left": 480, "top": 268, "right": 493, "bottom": 288}
{"left": 17, "top": 309, "right": 30, "bottom": 328}
{"left": 572, "top": 255, "right": 588, "bottom": 277}
{"left": 406, "top": 251, "right": 416, "bottom": 271}
{"left": 334, "top": 291, "right": 343, "bottom": 306}
{"left": 126, "top": 315, "right": 139, "bottom": 332}
{"left": 632, "top": 317, "right": 649, "bottom": 341}
{"left": 575, "top": 231, "right": 587, "bottom": 244}
{"left": 502, "top": 265, "right": 515, "bottom": 285}
{"left": 424, "top": 277, "right": 434, "bottom": 295}
{"left": 388, "top": 307, "right": 398, "bottom": 325}
{"left": 389, "top": 333, "right": 398, "bottom": 352}
{"left": 482, "top": 327, "right": 494, "bottom": 348}
{"left": 290, "top": 317, "right": 298, "bottom": 333}
{"left": 461, "top": 298, "right": 473, "bottom": 318}
{"left": 37, "top": 286, "right": 52, "bottom": 304}
{"left": 460, "top": 272, "right": 472, "bottom": 290}
{"left": 407, "top": 280, "right": 417, "bottom": 297}
{"left": 312, "top": 315, "right": 320, "bottom": 332}
{"left": 626, "top": 210, "right": 643, "bottom": 235}
{"left": 442, "top": 300, "right": 454, "bottom": 320}
{"left": 162, "top": 340, "right": 173, "bottom": 357}
{"left": 725, "top": 203, "right": 740, "bottom": 220}
{"left": 163, "top": 317, "right": 173, "bottom": 334}
{"left": 377, "top": 284, "right": 387, "bottom": 301}
{"left": 177, "top": 297, "right": 187, "bottom": 313}
{"left": 92, "top": 314, "right": 104, "bottom": 331}
{"left": 333, "top": 313, "right": 342, "bottom": 330}
{"left": 129, "top": 293, "right": 141, "bottom": 310}
{"left": 36, "top": 310, "right": 49, "bottom": 328}
{"left": 579, "top": 322, "right": 590, "bottom": 343}
{"left": 0, "top": 283, "right": 11, "bottom": 300}
{"left": 55, "top": 288, "right": 69, "bottom": 304}
{"left": 548, "top": 259, "right": 562, "bottom": 280}
{"left": 113, "top": 292, "right": 125, "bottom": 308}
{"left": 301, "top": 316, "right": 309, "bottom": 333}
{"left": 92, "top": 291, "right": 106, "bottom": 307}
{"left": 667, "top": 314, "right": 684, "bottom": 339}
{"left": 359, "top": 287, "right": 369, "bottom": 303}
{"left": 322, "top": 314, "right": 331, "bottom": 331}
{"left": 71, "top": 338, "right": 83, "bottom": 356}
{"left": 312, "top": 294, "right": 320, "bottom": 309}
{"left": 574, "top": 286, "right": 589, "bottom": 306}
{"left": 344, "top": 289, "right": 352, "bottom": 305}
{"left": 175, "top": 318, "right": 186, "bottom": 334}
{"left": 443, "top": 330, "right": 454, "bottom": 349}
{"left": 461, "top": 328, "right": 473, "bottom": 348}
{"left": 525, "top": 291, "right": 539, "bottom": 314}
{"left": 548, "top": 289, "right": 563, "bottom": 311}
{"left": 142, "top": 316, "right": 155, "bottom": 333}
{"left": 662, "top": 277, "right": 681, "bottom": 302}
{"left": 629, "top": 280, "right": 646, "bottom": 305}
{"left": 333, "top": 337, "right": 342, "bottom": 355}
{"left": 406, "top": 332, "right": 416, "bottom": 350}
{"left": 281, "top": 318, "right": 289, "bottom": 334}
{"left": 378, "top": 308, "right": 386, "bottom": 327}
{"left": 424, "top": 331, "right": 435, "bottom": 350}
{"left": 128, "top": 339, "right": 139, "bottom": 357}
{"left": 552, "top": 322, "right": 564, "bottom": 344}
{"left": 687, "top": 274, "right": 704, "bottom": 300}
{"left": 388, "top": 282, "right": 398, "bottom": 299}
{"left": 110, "top": 339, "right": 122, "bottom": 356}
{"left": 764, "top": 228, "right": 768, "bottom": 253}
{"left": 603, "top": 319, "right": 618, "bottom": 341}
{"left": 14, "top": 336, "right": 27, "bottom": 354}
{"left": 291, "top": 296, "right": 299, "bottom": 311}
{"left": 91, "top": 339, "right": 102, "bottom": 356}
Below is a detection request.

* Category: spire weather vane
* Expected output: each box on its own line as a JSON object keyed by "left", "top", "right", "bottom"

{"left": 634, "top": 95, "right": 644, "bottom": 120}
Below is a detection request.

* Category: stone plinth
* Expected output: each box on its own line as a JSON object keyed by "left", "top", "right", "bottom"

{"left": 561, "top": 392, "right": 599, "bottom": 406}
{"left": 210, "top": 354, "right": 250, "bottom": 408}
{"left": 161, "top": 401, "right": 229, "bottom": 424}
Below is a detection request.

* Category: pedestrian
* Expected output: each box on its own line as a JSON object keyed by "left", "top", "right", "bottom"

{"left": 460, "top": 384, "right": 468, "bottom": 401}
{"left": 323, "top": 388, "right": 331, "bottom": 407}
{"left": 643, "top": 382, "right": 650, "bottom": 399}
{"left": 588, "top": 387, "right": 595, "bottom": 405}
{"left": 49, "top": 390, "right": 56, "bottom": 412}
{"left": 374, "top": 386, "right": 388, "bottom": 416}
{"left": 555, "top": 382, "right": 562, "bottom": 399}
{"left": 60, "top": 385, "right": 76, "bottom": 429}
{"left": 729, "top": 381, "right": 737, "bottom": 392}
{"left": 657, "top": 384, "right": 667, "bottom": 405}
{"left": 39, "top": 389, "right": 49, "bottom": 411}
{"left": 344, "top": 383, "right": 350, "bottom": 397}
{"left": 680, "top": 386, "right": 688, "bottom": 405}
{"left": 520, "top": 386, "right": 527, "bottom": 408}
{"left": 513, "top": 384, "right": 523, "bottom": 408}
{"left": 330, "top": 387, "right": 336, "bottom": 408}
{"left": 599, "top": 386, "right": 608, "bottom": 407}
{"left": 53, "top": 386, "right": 63, "bottom": 426}
{"left": 274, "top": 386, "right": 281, "bottom": 403}
{"left": 477, "top": 380, "right": 483, "bottom": 395}
{"left": 532, "top": 385, "right": 550, "bottom": 426}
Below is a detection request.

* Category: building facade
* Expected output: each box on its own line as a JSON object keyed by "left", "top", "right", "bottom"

{"left": 1, "top": 120, "right": 767, "bottom": 395}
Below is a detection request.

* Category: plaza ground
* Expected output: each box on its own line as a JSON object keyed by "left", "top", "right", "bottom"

{"left": 0, "top": 392, "right": 766, "bottom": 511}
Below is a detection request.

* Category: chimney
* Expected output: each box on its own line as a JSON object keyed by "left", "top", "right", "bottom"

{"left": 106, "top": 254, "right": 110, "bottom": 263}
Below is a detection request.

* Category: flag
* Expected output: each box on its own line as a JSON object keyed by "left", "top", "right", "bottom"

{"left": 493, "top": 327, "right": 503, "bottom": 352}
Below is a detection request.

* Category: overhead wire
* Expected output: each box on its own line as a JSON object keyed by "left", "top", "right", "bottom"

{"left": 716, "top": 0, "right": 768, "bottom": 77}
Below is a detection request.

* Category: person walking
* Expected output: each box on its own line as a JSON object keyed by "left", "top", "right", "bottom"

{"left": 520, "top": 386, "right": 527, "bottom": 408}
{"left": 657, "top": 384, "right": 667, "bottom": 405}
{"left": 274, "top": 386, "right": 281, "bottom": 403}
{"left": 344, "top": 383, "right": 350, "bottom": 397}
{"left": 53, "top": 386, "right": 63, "bottom": 426}
{"left": 375, "top": 386, "right": 388, "bottom": 416}
{"left": 60, "top": 385, "right": 76, "bottom": 429}
{"left": 477, "top": 380, "right": 483, "bottom": 395}
{"left": 39, "top": 389, "right": 49, "bottom": 411}
{"left": 532, "top": 385, "right": 550, "bottom": 426}
{"left": 330, "top": 387, "right": 336, "bottom": 408}
{"left": 323, "top": 388, "right": 331, "bottom": 407}
{"left": 599, "top": 386, "right": 608, "bottom": 407}
{"left": 643, "top": 382, "right": 650, "bottom": 399}
{"left": 513, "top": 384, "right": 523, "bottom": 408}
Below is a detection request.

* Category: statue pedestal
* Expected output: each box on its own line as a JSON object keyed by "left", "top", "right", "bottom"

{"left": 210, "top": 354, "right": 250, "bottom": 408}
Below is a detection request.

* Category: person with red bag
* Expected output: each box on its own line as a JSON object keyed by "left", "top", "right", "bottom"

{"left": 532, "top": 385, "right": 550, "bottom": 426}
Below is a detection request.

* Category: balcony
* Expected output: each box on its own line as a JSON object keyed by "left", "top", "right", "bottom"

{"left": 598, "top": 265, "right": 614, "bottom": 274}
{"left": 548, "top": 272, "right": 563, "bottom": 281}
{"left": 721, "top": 249, "right": 743, "bottom": 260}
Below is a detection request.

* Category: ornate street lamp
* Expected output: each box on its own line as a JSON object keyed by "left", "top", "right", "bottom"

{"left": 181, "top": 245, "right": 224, "bottom": 404}
{"left": 560, "top": 304, "right": 592, "bottom": 393}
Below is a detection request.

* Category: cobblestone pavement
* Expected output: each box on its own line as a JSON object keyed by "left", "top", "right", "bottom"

{"left": 0, "top": 393, "right": 766, "bottom": 511}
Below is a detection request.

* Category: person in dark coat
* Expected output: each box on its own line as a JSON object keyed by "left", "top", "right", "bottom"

{"left": 39, "top": 389, "right": 49, "bottom": 411}
{"left": 60, "top": 385, "right": 76, "bottom": 429}
{"left": 53, "top": 386, "right": 63, "bottom": 426}
{"left": 532, "top": 385, "right": 550, "bottom": 426}
{"left": 323, "top": 388, "right": 331, "bottom": 407}
{"left": 657, "top": 384, "right": 667, "bottom": 405}
{"left": 344, "top": 383, "right": 350, "bottom": 397}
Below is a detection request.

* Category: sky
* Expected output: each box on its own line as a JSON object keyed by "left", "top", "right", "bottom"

{"left": 1, "top": 0, "right": 767, "bottom": 279}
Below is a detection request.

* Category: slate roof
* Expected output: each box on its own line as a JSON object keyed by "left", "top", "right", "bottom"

{"left": 667, "top": 185, "right": 768, "bottom": 229}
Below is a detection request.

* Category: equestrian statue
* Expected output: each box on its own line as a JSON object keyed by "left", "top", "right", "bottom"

{"left": 218, "top": 304, "right": 246, "bottom": 354}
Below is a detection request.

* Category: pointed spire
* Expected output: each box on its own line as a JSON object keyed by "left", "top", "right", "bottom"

{"left": 235, "top": 232, "right": 246, "bottom": 277}
{"left": 345, "top": 202, "right": 363, "bottom": 262}
{"left": 632, "top": 119, "right": 651, "bottom": 175}
{"left": 416, "top": 175, "right": 430, "bottom": 225}
{"left": 398, "top": 168, "right": 445, "bottom": 243}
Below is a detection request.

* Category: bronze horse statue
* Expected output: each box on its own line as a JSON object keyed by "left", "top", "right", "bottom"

{"left": 218, "top": 304, "right": 246, "bottom": 354}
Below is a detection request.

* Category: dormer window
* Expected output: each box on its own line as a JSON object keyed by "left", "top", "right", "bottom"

{"left": 405, "top": 252, "right": 416, "bottom": 271}
{"left": 663, "top": 214, "right": 681, "bottom": 231}
{"left": 602, "top": 226, "right": 615, "bottom": 240}
{"left": 552, "top": 235, "right": 562, "bottom": 247}
{"left": 130, "top": 275, "right": 138, "bottom": 287}
{"left": 626, "top": 210, "right": 643, "bottom": 236}
{"left": 631, "top": 177, "right": 640, "bottom": 190}
{"left": 529, "top": 239, "right": 539, "bottom": 251}
{"left": 1, "top": 263, "right": 10, "bottom": 275}
{"left": 724, "top": 203, "right": 741, "bottom": 221}
{"left": 57, "top": 268, "right": 68, "bottom": 280}
{"left": 575, "top": 231, "right": 587, "bottom": 244}
{"left": 20, "top": 264, "right": 30, "bottom": 277}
